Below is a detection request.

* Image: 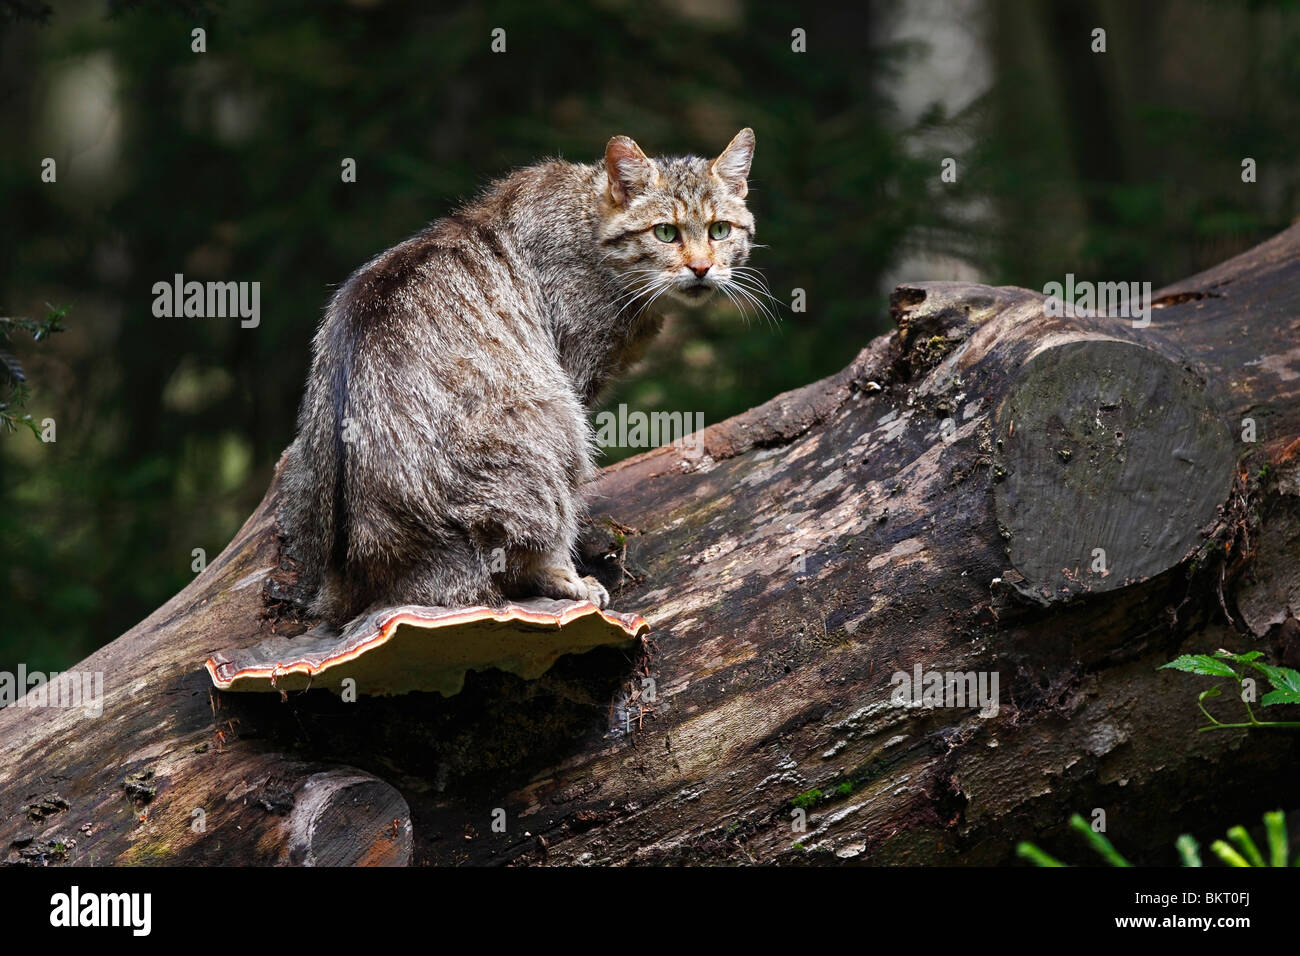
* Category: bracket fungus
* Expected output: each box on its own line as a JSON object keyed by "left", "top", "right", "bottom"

{"left": 206, "top": 598, "right": 648, "bottom": 697}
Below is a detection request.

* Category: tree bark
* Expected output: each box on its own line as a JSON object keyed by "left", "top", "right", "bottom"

{"left": 4, "top": 226, "right": 1300, "bottom": 866}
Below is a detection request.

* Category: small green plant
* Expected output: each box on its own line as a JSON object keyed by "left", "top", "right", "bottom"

{"left": 0, "top": 304, "right": 67, "bottom": 438}
{"left": 791, "top": 788, "right": 822, "bottom": 810}
{"left": 1016, "top": 814, "right": 1129, "bottom": 867}
{"left": 1160, "top": 649, "right": 1300, "bottom": 732}
{"left": 1018, "top": 810, "right": 1294, "bottom": 867}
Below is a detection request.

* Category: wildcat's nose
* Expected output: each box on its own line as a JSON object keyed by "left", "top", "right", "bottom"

{"left": 688, "top": 260, "right": 711, "bottom": 278}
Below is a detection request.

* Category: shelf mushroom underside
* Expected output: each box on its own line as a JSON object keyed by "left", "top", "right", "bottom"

{"left": 206, "top": 598, "right": 648, "bottom": 697}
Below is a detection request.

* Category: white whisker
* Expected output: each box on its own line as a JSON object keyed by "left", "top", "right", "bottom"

{"left": 728, "top": 280, "right": 778, "bottom": 329}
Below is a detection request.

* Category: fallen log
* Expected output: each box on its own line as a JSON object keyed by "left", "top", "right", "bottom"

{"left": 3, "top": 226, "right": 1300, "bottom": 866}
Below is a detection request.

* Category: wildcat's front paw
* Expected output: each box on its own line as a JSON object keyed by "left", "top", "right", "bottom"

{"left": 535, "top": 565, "right": 610, "bottom": 609}
{"left": 579, "top": 575, "right": 610, "bottom": 610}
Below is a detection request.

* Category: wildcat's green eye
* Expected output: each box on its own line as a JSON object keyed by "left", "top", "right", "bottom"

{"left": 709, "top": 221, "right": 732, "bottom": 240}
{"left": 653, "top": 224, "right": 678, "bottom": 243}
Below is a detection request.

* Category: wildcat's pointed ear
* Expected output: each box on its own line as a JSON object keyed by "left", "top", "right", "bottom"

{"left": 711, "top": 128, "right": 755, "bottom": 198}
{"left": 605, "top": 135, "right": 656, "bottom": 205}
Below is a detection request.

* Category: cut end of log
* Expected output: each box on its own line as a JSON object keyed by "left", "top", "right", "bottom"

{"left": 205, "top": 598, "right": 648, "bottom": 697}
{"left": 281, "top": 770, "right": 413, "bottom": 866}
{"left": 993, "top": 338, "right": 1236, "bottom": 601}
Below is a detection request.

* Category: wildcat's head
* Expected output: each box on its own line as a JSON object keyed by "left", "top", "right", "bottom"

{"left": 599, "top": 128, "right": 757, "bottom": 310}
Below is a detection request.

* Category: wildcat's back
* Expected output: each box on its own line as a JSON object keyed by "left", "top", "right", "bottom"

{"left": 281, "top": 130, "right": 757, "bottom": 625}
{"left": 282, "top": 164, "right": 595, "bottom": 622}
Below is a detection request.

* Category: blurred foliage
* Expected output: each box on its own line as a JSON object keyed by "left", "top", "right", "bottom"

{"left": 1, "top": 0, "right": 1298, "bottom": 671}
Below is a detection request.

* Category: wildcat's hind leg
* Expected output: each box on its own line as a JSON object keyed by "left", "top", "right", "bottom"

{"left": 324, "top": 534, "right": 503, "bottom": 623}
{"left": 385, "top": 539, "right": 504, "bottom": 610}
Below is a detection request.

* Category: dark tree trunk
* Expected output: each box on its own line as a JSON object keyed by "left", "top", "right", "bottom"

{"left": 4, "top": 226, "right": 1300, "bottom": 866}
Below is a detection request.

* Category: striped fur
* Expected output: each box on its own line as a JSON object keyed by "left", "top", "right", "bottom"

{"left": 281, "top": 130, "right": 756, "bottom": 625}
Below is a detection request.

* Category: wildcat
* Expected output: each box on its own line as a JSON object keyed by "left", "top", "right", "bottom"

{"left": 281, "top": 129, "right": 757, "bottom": 625}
